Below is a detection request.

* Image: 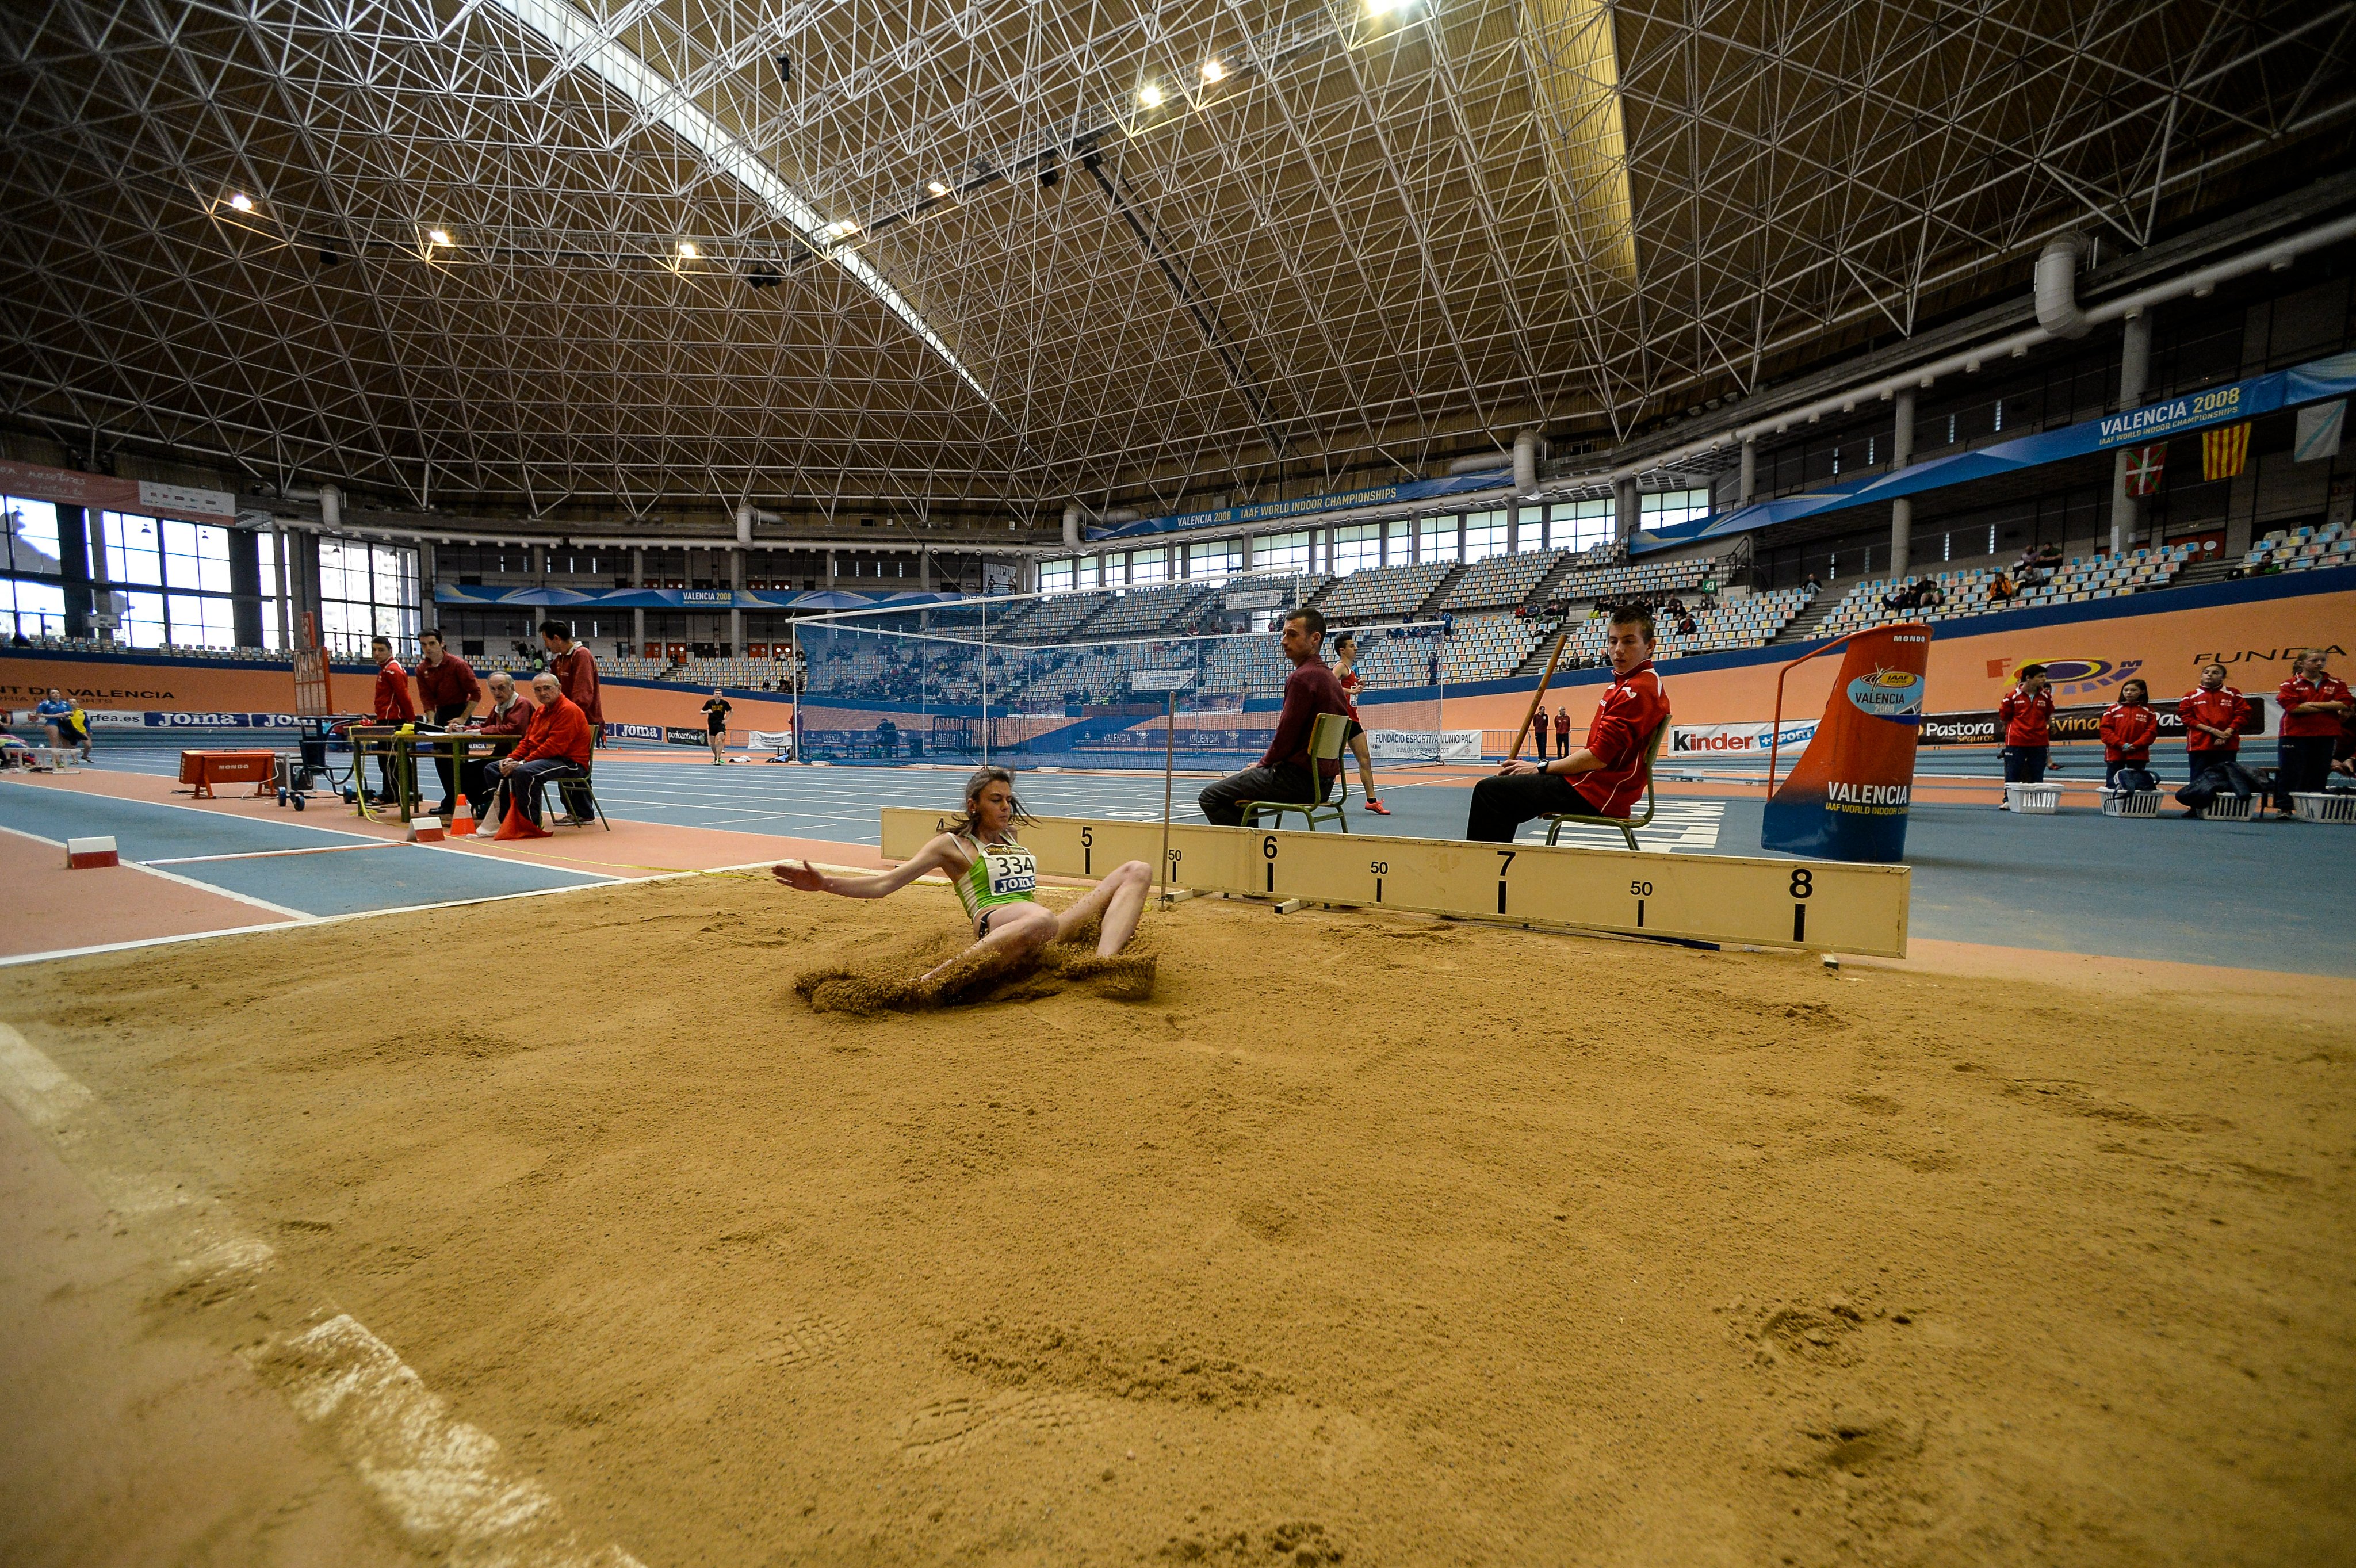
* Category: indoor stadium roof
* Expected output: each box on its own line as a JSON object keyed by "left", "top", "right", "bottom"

{"left": 3, "top": 0, "right": 2349, "bottom": 522}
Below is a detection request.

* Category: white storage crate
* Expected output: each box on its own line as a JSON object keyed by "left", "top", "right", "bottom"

{"left": 2202, "top": 793, "right": 2254, "bottom": 821}
{"left": 2099, "top": 789, "right": 2162, "bottom": 817}
{"left": 2291, "top": 791, "right": 2356, "bottom": 824}
{"left": 2004, "top": 782, "right": 2063, "bottom": 814}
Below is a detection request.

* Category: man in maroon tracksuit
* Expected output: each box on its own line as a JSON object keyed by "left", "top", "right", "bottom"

{"left": 412, "top": 629, "right": 482, "bottom": 815}
{"left": 1198, "top": 607, "right": 1349, "bottom": 825}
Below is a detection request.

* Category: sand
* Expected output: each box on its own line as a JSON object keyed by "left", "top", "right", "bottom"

{"left": 2, "top": 875, "right": 2351, "bottom": 1566}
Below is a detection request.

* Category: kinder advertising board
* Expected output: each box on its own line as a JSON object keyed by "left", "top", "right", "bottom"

{"left": 1670, "top": 719, "right": 1820, "bottom": 756}
{"left": 1761, "top": 624, "right": 1931, "bottom": 863}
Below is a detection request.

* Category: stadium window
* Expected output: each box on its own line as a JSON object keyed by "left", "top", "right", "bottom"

{"left": 160, "top": 519, "right": 232, "bottom": 594}
{"left": 1640, "top": 488, "right": 1712, "bottom": 531}
{"left": 1186, "top": 538, "right": 1238, "bottom": 579}
{"left": 0, "top": 576, "right": 68, "bottom": 638}
{"left": 105, "top": 512, "right": 165, "bottom": 585}
{"left": 118, "top": 590, "right": 167, "bottom": 646}
{"left": 1418, "top": 514, "right": 1460, "bottom": 563}
{"left": 1131, "top": 547, "right": 1171, "bottom": 584}
{"left": 319, "top": 538, "right": 420, "bottom": 658}
{"left": 1041, "top": 559, "right": 1076, "bottom": 594}
{"left": 1332, "top": 523, "right": 1382, "bottom": 573}
{"left": 1547, "top": 498, "right": 1613, "bottom": 552}
{"left": 1384, "top": 517, "right": 1410, "bottom": 565}
{"left": 3, "top": 497, "right": 62, "bottom": 577}
{"left": 1257, "top": 530, "right": 1312, "bottom": 572}
{"left": 1462, "top": 509, "right": 1507, "bottom": 561}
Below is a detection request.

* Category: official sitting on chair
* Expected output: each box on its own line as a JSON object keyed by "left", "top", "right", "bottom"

{"left": 1464, "top": 605, "right": 1669, "bottom": 844}
{"left": 1198, "top": 607, "right": 1349, "bottom": 827}
{"left": 489, "top": 672, "right": 593, "bottom": 833}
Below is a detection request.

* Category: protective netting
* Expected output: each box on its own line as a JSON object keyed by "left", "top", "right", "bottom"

{"left": 787, "top": 599, "right": 1464, "bottom": 770}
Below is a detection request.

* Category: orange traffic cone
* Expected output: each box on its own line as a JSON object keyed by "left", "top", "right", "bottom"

{"left": 492, "top": 787, "right": 552, "bottom": 841}
{"left": 449, "top": 794, "right": 476, "bottom": 836}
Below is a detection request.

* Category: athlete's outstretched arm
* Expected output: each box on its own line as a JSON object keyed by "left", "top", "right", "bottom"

{"left": 773, "top": 834, "right": 957, "bottom": 899}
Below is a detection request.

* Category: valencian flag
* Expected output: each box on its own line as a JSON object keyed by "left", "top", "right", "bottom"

{"left": 2124, "top": 443, "right": 2166, "bottom": 496}
{"left": 2201, "top": 421, "right": 2251, "bottom": 482}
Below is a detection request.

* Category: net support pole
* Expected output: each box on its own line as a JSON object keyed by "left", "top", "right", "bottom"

{"left": 1159, "top": 690, "right": 1177, "bottom": 908}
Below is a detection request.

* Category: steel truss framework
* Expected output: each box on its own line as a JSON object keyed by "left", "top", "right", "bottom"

{"left": 1, "top": 0, "right": 2349, "bottom": 523}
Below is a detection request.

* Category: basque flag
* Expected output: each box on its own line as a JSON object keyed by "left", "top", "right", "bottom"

{"left": 2201, "top": 421, "right": 2251, "bottom": 482}
{"left": 2124, "top": 443, "right": 2165, "bottom": 496}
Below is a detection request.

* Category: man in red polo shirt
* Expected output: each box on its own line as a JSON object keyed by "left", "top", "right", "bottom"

{"left": 412, "top": 629, "right": 483, "bottom": 816}
{"left": 1198, "top": 607, "right": 1349, "bottom": 825}
{"left": 541, "top": 619, "right": 604, "bottom": 747}
{"left": 490, "top": 672, "right": 594, "bottom": 832}
{"left": 2097, "top": 677, "right": 2159, "bottom": 790}
{"left": 368, "top": 634, "right": 417, "bottom": 804}
{"left": 2274, "top": 648, "right": 2352, "bottom": 815}
{"left": 1466, "top": 606, "right": 1669, "bottom": 841}
{"left": 1994, "top": 662, "right": 2053, "bottom": 809}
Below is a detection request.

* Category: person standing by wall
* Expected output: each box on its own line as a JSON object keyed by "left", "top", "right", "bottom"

{"left": 2098, "top": 678, "right": 2159, "bottom": 790}
{"left": 541, "top": 619, "right": 604, "bottom": 748}
{"left": 1995, "top": 663, "right": 2053, "bottom": 809}
{"left": 1329, "top": 632, "right": 1388, "bottom": 816}
{"left": 412, "top": 630, "right": 483, "bottom": 815}
{"left": 1525, "top": 703, "right": 1549, "bottom": 759}
{"left": 1554, "top": 705, "right": 1572, "bottom": 760}
{"left": 2273, "top": 649, "right": 2351, "bottom": 816}
{"left": 366, "top": 634, "right": 418, "bottom": 804}
{"left": 2178, "top": 662, "right": 2249, "bottom": 785}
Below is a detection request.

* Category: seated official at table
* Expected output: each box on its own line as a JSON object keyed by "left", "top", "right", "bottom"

{"left": 1464, "top": 606, "right": 1670, "bottom": 843}
{"left": 488, "top": 672, "right": 594, "bottom": 830}
{"left": 458, "top": 670, "right": 533, "bottom": 814}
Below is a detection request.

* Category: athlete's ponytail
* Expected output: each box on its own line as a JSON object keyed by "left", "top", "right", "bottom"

{"left": 947, "top": 764, "right": 1035, "bottom": 839}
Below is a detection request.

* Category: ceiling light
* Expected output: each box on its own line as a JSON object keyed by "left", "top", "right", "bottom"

{"left": 927, "top": 179, "right": 950, "bottom": 197}
{"left": 1138, "top": 82, "right": 1163, "bottom": 109}
{"left": 428, "top": 228, "right": 450, "bottom": 246}
{"left": 1200, "top": 58, "right": 1226, "bottom": 83}
{"left": 826, "top": 220, "right": 859, "bottom": 239}
{"left": 1367, "top": 0, "right": 1413, "bottom": 14}
{"left": 227, "top": 192, "right": 254, "bottom": 213}
{"left": 677, "top": 240, "right": 699, "bottom": 259}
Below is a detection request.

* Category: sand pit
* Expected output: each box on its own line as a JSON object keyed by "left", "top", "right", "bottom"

{"left": 3, "top": 875, "right": 2351, "bottom": 1565}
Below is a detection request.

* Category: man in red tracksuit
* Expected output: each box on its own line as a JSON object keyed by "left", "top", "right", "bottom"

{"left": 412, "top": 629, "right": 482, "bottom": 816}
{"left": 1995, "top": 663, "right": 2053, "bottom": 808}
{"left": 368, "top": 634, "right": 417, "bottom": 804}
{"left": 541, "top": 618, "right": 604, "bottom": 747}
{"left": 491, "top": 671, "right": 595, "bottom": 831}
{"left": 1466, "top": 606, "right": 1669, "bottom": 840}
{"left": 2273, "top": 649, "right": 2352, "bottom": 815}
{"left": 2097, "top": 678, "right": 2159, "bottom": 790}
{"left": 2178, "top": 663, "right": 2250, "bottom": 814}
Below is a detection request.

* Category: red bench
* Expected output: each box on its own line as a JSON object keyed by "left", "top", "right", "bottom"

{"left": 179, "top": 749, "right": 277, "bottom": 799}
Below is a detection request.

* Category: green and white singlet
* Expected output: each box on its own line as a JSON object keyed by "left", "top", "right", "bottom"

{"left": 953, "top": 832, "right": 1038, "bottom": 930}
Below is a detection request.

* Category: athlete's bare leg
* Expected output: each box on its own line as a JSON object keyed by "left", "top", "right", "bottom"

{"left": 1051, "top": 859, "right": 1152, "bottom": 955}
{"left": 1350, "top": 731, "right": 1379, "bottom": 798}
{"left": 918, "top": 901, "right": 1058, "bottom": 985}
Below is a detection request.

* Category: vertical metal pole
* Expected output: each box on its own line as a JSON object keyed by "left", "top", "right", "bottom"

{"left": 1160, "top": 690, "right": 1176, "bottom": 908}
{"left": 980, "top": 597, "right": 990, "bottom": 769}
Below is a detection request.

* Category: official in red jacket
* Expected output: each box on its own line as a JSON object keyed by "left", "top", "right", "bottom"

{"left": 1466, "top": 606, "right": 1669, "bottom": 841}
{"left": 1995, "top": 663, "right": 2054, "bottom": 808}
{"left": 2274, "top": 649, "right": 2353, "bottom": 813}
{"left": 412, "top": 629, "right": 483, "bottom": 815}
{"left": 2097, "top": 679, "right": 2159, "bottom": 789}
{"left": 491, "top": 672, "right": 594, "bottom": 829}
{"left": 2178, "top": 663, "right": 2250, "bottom": 782}
{"left": 366, "top": 634, "right": 417, "bottom": 804}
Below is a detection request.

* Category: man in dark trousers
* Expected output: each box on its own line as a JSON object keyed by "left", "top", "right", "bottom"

{"left": 368, "top": 634, "right": 416, "bottom": 804}
{"left": 412, "top": 629, "right": 482, "bottom": 815}
{"left": 1527, "top": 706, "right": 1550, "bottom": 760}
{"left": 1199, "top": 608, "right": 1349, "bottom": 825}
{"left": 1465, "top": 606, "right": 1668, "bottom": 842}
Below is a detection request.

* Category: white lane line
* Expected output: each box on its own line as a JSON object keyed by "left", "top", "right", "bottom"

{"left": 0, "top": 1023, "right": 644, "bottom": 1568}
{"left": 143, "top": 843, "right": 404, "bottom": 867}
{"left": 0, "top": 820, "right": 318, "bottom": 921}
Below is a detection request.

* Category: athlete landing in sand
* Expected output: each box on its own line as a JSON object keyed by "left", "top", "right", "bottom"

{"left": 772, "top": 765, "right": 1152, "bottom": 984}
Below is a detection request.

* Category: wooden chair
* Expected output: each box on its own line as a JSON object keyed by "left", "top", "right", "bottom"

{"left": 1241, "top": 712, "right": 1352, "bottom": 832}
{"left": 1540, "top": 718, "right": 1669, "bottom": 851}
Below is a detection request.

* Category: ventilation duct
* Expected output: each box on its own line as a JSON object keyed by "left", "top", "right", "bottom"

{"left": 1513, "top": 431, "right": 1542, "bottom": 491}
{"left": 2034, "top": 235, "right": 2091, "bottom": 339}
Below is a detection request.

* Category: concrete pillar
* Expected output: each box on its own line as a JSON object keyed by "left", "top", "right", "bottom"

{"left": 1739, "top": 437, "right": 1757, "bottom": 504}
{"left": 2110, "top": 311, "right": 2154, "bottom": 553}
{"left": 920, "top": 548, "right": 933, "bottom": 591}
{"left": 418, "top": 541, "right": 437, "bottom": 647}
{"left": 86, "top": 507, "right": 114, "bottom": 643}
{"left": 1890, "top": 388, "right": 1916, "bottom": 578}
{"left": 630, "top": 548, "right": 645, "bottom": 657}
{"left": 1613, "top": 477, "right": 1638, "bottom": 543}
{"left": 1240, "top": 533, "right": 1256, "bottom": 574}
{"left": 271, "top": 522, "right": 293, "bottom": 651}
{"left": 728, "top": 548, "right": 743, "bottom": 655}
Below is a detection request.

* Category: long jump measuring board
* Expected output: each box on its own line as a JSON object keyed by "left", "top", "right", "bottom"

{"left": 881, "top": 810, "right": 1910, "bottom": 958}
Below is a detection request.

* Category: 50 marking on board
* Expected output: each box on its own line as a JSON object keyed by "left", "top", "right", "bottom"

{"left": 1631, "top": 877, "right": 1654, "bottom": 928}
{"left": 1370, "top": 858, "right": 1390, "bottom": 903}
